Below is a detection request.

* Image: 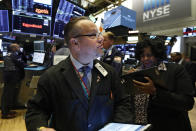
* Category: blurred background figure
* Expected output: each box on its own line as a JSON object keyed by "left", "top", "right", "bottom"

{"left": 102, "top": 31, "right": 124, "bottom": 75}
{"left": 167, "top": 36, "right": 177, "bottom": 55}
{"left": 1, "top": 43, "right": 27, "bottom": 119}
{"left": 170, "top": 52, "right": 196, "bottom": 96}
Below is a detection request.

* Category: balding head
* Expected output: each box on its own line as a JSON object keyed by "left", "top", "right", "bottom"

{"left": 9, "top": 43, "right": 20, "bottom": 52}
{"left": 64, "top": 16, "right": 91, "bottom": 47}
{"left": 103, "top": 31, "right": 115, "bottom": 49}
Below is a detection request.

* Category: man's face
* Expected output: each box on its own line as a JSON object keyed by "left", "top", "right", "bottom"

{"left": 103, "top": 35, "right": 113, "bottom": 50}
{"left": 75, "top": 20, "right": 104, "bottom": 61}
{"left": 15, "top": 45, "right": 20, "bottom": 52}
{"left": 140, "top": 47, "right": 157, "bottom": 69}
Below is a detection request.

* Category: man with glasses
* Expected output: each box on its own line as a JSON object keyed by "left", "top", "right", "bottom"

{"left": 25, "top": 16, "right": 132, "bottom": 131}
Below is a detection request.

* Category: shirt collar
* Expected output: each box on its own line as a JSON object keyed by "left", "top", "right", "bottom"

{"left": 108, "top": 45, "right": 113, "bottom": 51}
{"left": 178, "top": 58, "right": 184, "bottom": 65}
{"left": 105, "top": 45, "right": 113, "bottom": 54}
{"left": 70, "top": 54, "right": 93, "bottom": 71}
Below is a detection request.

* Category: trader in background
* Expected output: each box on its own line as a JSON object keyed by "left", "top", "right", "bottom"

{"left": 1, "top": 43, "right": 26, "bottom": 119}
{"left": 171, "top": 52, "right": 196, "bottom": 96}
{"left": 101, "top": 31, "right": 124, "bottom": 75}
{"left": 25, "top": 16, "right": 132, "bottom": 131}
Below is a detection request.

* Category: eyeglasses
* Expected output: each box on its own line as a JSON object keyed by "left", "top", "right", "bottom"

{"left": 74, "top": 32, "right": 102, "bottom": 39}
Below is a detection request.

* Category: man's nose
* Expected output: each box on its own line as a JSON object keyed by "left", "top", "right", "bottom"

{"left": 98, "top": 35, "right": 104, "bottom": 43}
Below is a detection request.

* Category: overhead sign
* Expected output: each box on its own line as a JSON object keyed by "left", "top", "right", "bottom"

{"left": 143, "top": 0, "right": 170, "bottom": 22}
{"left": 132, "top": 0, "right": 191, "bottom": 27}
{"left": 104, "top": 6, "right": 136, "bottom": 30}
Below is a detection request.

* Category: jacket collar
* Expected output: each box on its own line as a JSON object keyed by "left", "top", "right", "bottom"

{"left": 60, "top": 57, "right": 105, "bottom": 110}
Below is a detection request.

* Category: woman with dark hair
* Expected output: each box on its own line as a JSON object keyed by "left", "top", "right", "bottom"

{"left": 129, "top": 39, "right": 195, "bottom": 131}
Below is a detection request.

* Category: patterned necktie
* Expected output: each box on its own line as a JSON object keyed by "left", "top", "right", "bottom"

{"left": 79, "top": 66, "right": 91, "bottom": 96}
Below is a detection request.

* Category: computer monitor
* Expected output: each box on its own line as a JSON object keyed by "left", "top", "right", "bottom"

{"left": 183, "top": 27, "right": 194, "bottom": 37}
{"left": 0, "top": 10, "right": 9, "bottom": 32}
{"left": 12, "top": 11, "right": 51, "bottom": 36}
{"left": 127, "top": 36, "right": 138, "bottom": 44}
{"left": 34, "top": 40, "right": 44, "bottom": 52}
{"left": 0, "top": 39, "right": 2, "bottom": 51}
{"left": 32, "top": 52, "right": 45, "bottom": 64}
{"left": 165, "top": 37, "right": 171, "bottom": 45}
{"left": 53, "top": 0, "right": 85, "bottom": 38}
{"left": 124, "top": 54, "right": 130, "bottom": 61}
{"left": 3, "top": 51, "right": 7, "bottom": 56}
{"left": 12, "top": 0, "right": 53, "bottom": 16}
{"left": 12, "top": 0, "right": 53, "bottom": 36}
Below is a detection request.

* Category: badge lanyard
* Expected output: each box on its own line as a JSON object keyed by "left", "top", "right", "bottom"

{"left": 71, "top": 62, "right": 90, "bottom": 98}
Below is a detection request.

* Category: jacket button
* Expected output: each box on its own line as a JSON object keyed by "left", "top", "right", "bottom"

{"left": 88, "top": 124, "right": 92, "bottom": 128}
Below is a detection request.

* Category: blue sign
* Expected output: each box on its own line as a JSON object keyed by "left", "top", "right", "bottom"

{"left": 104, "top": 6, "right": 136, "bottom": 30}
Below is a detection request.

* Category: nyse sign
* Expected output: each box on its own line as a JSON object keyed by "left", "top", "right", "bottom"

{"left": 143, "top": 4, "right": 170, "bottom": 22}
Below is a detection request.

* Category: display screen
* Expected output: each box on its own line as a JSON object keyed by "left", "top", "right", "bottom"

{"left": 32, "top": 52, "right": 45, "bottom": 64}
{"left": 12, "top": 0, "right": 52, "bottom": 36}
{"left": 99, "top": 123, "right": 151, "bottom": 131}
{"left": 12, "top": 11, "right": 51, "bottom": 35}
{"left": 183, "top": 27, "right": 196, "bottom": 37}
{"left": 0, "top": 10, "right": 9, "bottom": 32}
{"left": 127, "top": 36, "right": 138, "bottom": 44}
{"left": 53, "top": 0, "right": 85, "bottom": 38}
{"left": 150, "top": 35, "right": 156, "bottom": 39}
{"left": 165, "top": 37, "right": 171, "bottom": 45}
{"left": 34, "top": 40, "right": 44, "bottom": 51}
{"left": 0, "top": 39, "right": 2, "bottom": 51}
{"left": 12, "top": 0, "right": 52, "bottom": 16}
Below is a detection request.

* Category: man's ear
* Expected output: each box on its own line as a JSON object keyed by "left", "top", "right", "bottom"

{"left": 70, "top": 38, "right": 79, "bottom": 45}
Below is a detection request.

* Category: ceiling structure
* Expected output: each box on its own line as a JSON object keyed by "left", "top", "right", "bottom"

{"left": 0, "top": 0, "right": 125, "bottom": 16}
{"left": 0, "top": 0, "right": 127, "bottom": 44}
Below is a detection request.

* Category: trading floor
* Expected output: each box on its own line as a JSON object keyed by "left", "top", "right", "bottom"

{"left": 0, "top": 98, "right": 196, "bottom": 131}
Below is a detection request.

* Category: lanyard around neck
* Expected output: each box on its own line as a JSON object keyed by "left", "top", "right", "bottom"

{"left": 71, "top": 61, "right": 90, "bottom": 97}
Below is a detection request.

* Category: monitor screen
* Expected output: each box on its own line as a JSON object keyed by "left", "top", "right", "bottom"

{"left": 12, "top": 0, "right": 52, "bottom": 36}
{"left": 34, "top": 40, "right": 44, "bottom": 51}
{"left": 1, "top": 41, "right": 12, "bottom": 51}
{"left": 0, "top": 39, "right": 2, "bottom": 51}
{"left": 124, "top": 54, "right": 130, "bottom": 61}
{"left": 12, "top": 0, "right": 53, "bottom": 16}
{"left": 0, "top": 10, "right": 9, "bottom": 32}
{"left": 12, "top": 11, "right": 51, "bottom": 36}
{"left": 99, "top": 123, "right": 151, "bottom": 131}
{"left": 32, "top": 52, "right": 45, "bottom": 64}
{"left": 53, "top": 0, "right": 85, "bottom": 38}
{"left": 165, "top": 37, "right": 171, "bottom": 45}
{"left": 3, "top": 51, "right": 7, "bottom": 56}
{"left": 150, "top": 35, "right": 156, "bottom": 39}
{"left": 127, "top": 36, "right": 138, "bottom": 44}
{"left": 183, "top": 27, "right": 194, "bottom": 37}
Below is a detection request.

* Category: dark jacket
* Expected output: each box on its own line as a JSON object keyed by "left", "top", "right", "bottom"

{"left": 102, "top": 46, "right": 124, "bottom": 75}
{"left": 25, "top": 57, "right": 132, "bottom": 131}
{"left": 148, "top": 63, "right": 195, "bottom": 131}
{"left": 181, "top": 60, "right": 196, "bottom": 96}
{"left": 3, "top": 51, "right": 26, "bottom": 82}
